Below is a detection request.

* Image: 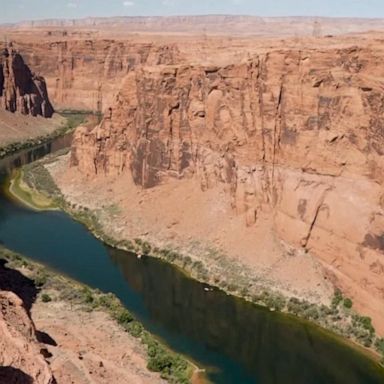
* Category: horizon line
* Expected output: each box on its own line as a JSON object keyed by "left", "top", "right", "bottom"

{"left": 2, "top": 14, "right": 384, "bottom": 26}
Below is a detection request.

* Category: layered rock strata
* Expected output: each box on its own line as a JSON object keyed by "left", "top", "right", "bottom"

{"left": 71, "top": 46, "right": 384, "bottom": 331}
{"left": 0, "top": 46, "right": 54, "bottom": 118}
{"left": 7, "top": 40, "right": 182, "bottom": 111}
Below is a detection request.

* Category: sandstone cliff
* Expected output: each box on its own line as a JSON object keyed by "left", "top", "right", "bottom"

{"left": 70, "top": 45, "right": 384, "bottom": 332}
{"left": 0, "top": 291, "right": 55, "bottom": 384}
{"left": 0, "top": 46, "right": 54, "bottom": 118}
{"left": 7, "top": 40, "right": 182, "bottom": 111}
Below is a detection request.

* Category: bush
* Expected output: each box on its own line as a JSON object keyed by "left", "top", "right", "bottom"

{"left": 332, "top": 289, "right": 343, "bottom": 308}
{"left": 141, "top": 335, "right": 190, "bottom": 382}
{"left": 358, "top": 316, "right": 375, "bottom": 334}
{"left": 115, "top": 309, "right": 134, "bottom": 325}
{"left": 41, "top": 293, "right": 52, "bottom": 303}
{"left": 34, "top": 272, "right": 48, "bottom": 287}
{"left": 343, "top": 298, "right": 353, "bottom": 309}
{"left": 127, "top": 321, "right": 144, "bottom": 337}
{"left": 97, "top": 293, "right": 117, "bottom": 309}
{"left": 82, "top": 288, "right": 94, "bottom": 304}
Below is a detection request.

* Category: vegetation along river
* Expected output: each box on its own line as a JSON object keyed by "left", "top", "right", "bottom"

{"left": 0, "top": 139, "right": 383, "bottom": 384}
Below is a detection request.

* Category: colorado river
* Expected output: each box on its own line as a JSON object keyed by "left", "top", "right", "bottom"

{"left": 0, "top": 144, "right": 383, "bottom": 383}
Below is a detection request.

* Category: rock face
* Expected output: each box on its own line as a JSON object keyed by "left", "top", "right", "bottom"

{"left": 71, "top": 45, "right": 384, "bottom": 331}
{"left": 0, "top": 291, "right": 55, "bottom": 384}
{"left": 9, "top": 40, "right": 182, "bottom": 111}
{"left": 0, "top": 46, "right": 54, "bottom": 118}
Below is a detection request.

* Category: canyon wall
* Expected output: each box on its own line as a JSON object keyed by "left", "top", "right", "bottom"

{"left": 71, "top": 45, "right": 384, "bottom": 330}
{"left": 0, "top": 46, "right": 53, "bottom": 118}
{"left": 8, "top": 40, "right": 182, "bottom": 111}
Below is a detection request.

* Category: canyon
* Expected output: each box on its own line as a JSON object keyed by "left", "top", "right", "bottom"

{"left": 45, "top": 22, "right": 384, "bottom": 333}
{"left": 0, "top": 48, "right": 168, "bottom": 383}
{"left": 0, "top": 15, "right": 384, "bottom": 383}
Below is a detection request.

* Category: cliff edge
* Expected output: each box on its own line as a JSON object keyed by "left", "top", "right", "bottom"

{"left": 0, "top": 45, "right": 54, "bottom": 118}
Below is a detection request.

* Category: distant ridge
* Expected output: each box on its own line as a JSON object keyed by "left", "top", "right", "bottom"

{"left": 2, "top": 15, "right": 384, "bottom": 37}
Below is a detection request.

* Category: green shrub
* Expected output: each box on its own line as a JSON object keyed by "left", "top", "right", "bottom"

{"left": 41, "top": 293, "right": 52, "bottom": 303}
{"left": 97, "top": 293, "right": 117, "bottom": 309}
{"left": 34, "top": 272, "right": 48, "bottom": 287}
{"left": 82, "top": 288, "right": 94, "bottom": 303}
{"left": 332, "top": 289, "right": 343, "bottom": 308}
{"left": 126, "top": 321, "right": 144, "bottom": 337}
{"left": 115, "top": 309, "right": 134, "bottom": 325}
{"left": 360, "top": 316, "right": 375, "bottom": 334}
{"left": 343, "top": 298, "right": 353, "bottom": 309}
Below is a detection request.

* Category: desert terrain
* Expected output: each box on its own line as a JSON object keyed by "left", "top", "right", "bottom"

{"left": 12, "top": 20, "right": 381, "bottom": 333}
{"left": 2, "top": 16, "right": 383, "bottom": 332}
{"left": 0, "top": 14, "right": 384, "bottom": 383}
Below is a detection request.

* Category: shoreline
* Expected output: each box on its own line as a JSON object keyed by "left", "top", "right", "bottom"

{"left": 0, "top": 111, "right": 87, "bottom": 160}
{"left": 6, "top": 156, "right": 384, "bottom": 368}
{"left": 5, "top": 169, "right": 59, "bottom": 211}
{"left": 0, "top": 245, "right": 199, "bottom": 384}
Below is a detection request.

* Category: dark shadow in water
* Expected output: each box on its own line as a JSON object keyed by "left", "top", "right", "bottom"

{"left": 0, "top": 259, "right": 38, "bottom": 314}
{"left": 109, "top": 248, "right": 384, "bottom": 384}
{"left": 0, "top": 133, "right": 72, "bottom": 175}
{"left": 0, "top": 367, "right": 33, "bottom": 384}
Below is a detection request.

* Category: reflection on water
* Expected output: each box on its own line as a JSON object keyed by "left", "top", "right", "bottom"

{"left": 110, "top": 248, "right": 384, "bottom": 384}
{"left": 0, "top": 134, "right": 72, "bottom": 174}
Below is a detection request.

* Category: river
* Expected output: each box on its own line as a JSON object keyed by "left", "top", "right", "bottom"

{"left": 0, "top": 139, "right": 383, "bottom": 384}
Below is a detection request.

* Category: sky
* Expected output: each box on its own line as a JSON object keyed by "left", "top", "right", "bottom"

{"left": 1, "top": 0, "right": 384, "bottom": 24}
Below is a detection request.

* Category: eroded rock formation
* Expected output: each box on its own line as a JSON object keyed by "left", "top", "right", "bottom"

{"left": 7, "top": 40, "right": 182, "bottom": 111}
{"left": 71, "top": 46, "right": 384, "bottom": 330}
{"left": 0, "top": 291, "right": 55, "bottom": 384}
{"left": 0, "top": 46, "right": 54, "bottom": 118}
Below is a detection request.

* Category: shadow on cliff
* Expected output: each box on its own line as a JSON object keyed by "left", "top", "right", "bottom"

{"left": 0, "top": 259, "right": 38, "bottom": 313}
{"left": 0, "top": 258, "right": 58, "bottom": 346}
{"left": 0, "top": 367, "right": 33, "bottom": 384}
{"left": 0, "top": 258, "right": 58, "bottom": 382}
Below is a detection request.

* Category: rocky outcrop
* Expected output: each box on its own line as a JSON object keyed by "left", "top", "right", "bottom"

{"left": 0, "top": 291, "right": 55, "bottom": 384}
{"left": 0, "top": 46, "right": 54, "bottom": 118}
{"left": 71, "top": 45, "right": 384, "bottom": 331}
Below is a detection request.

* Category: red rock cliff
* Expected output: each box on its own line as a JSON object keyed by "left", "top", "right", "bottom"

{"left": 71, "top": 45, "right": 384, "bottom": 332}
{"left": 0, "top": 46, "right": 54, "bottom": 118}
{"left": 0, "top": 291, "right": 55, "bottom": 384}
{"left": 9, "top": 40, "right": 182, "bottom": 111}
